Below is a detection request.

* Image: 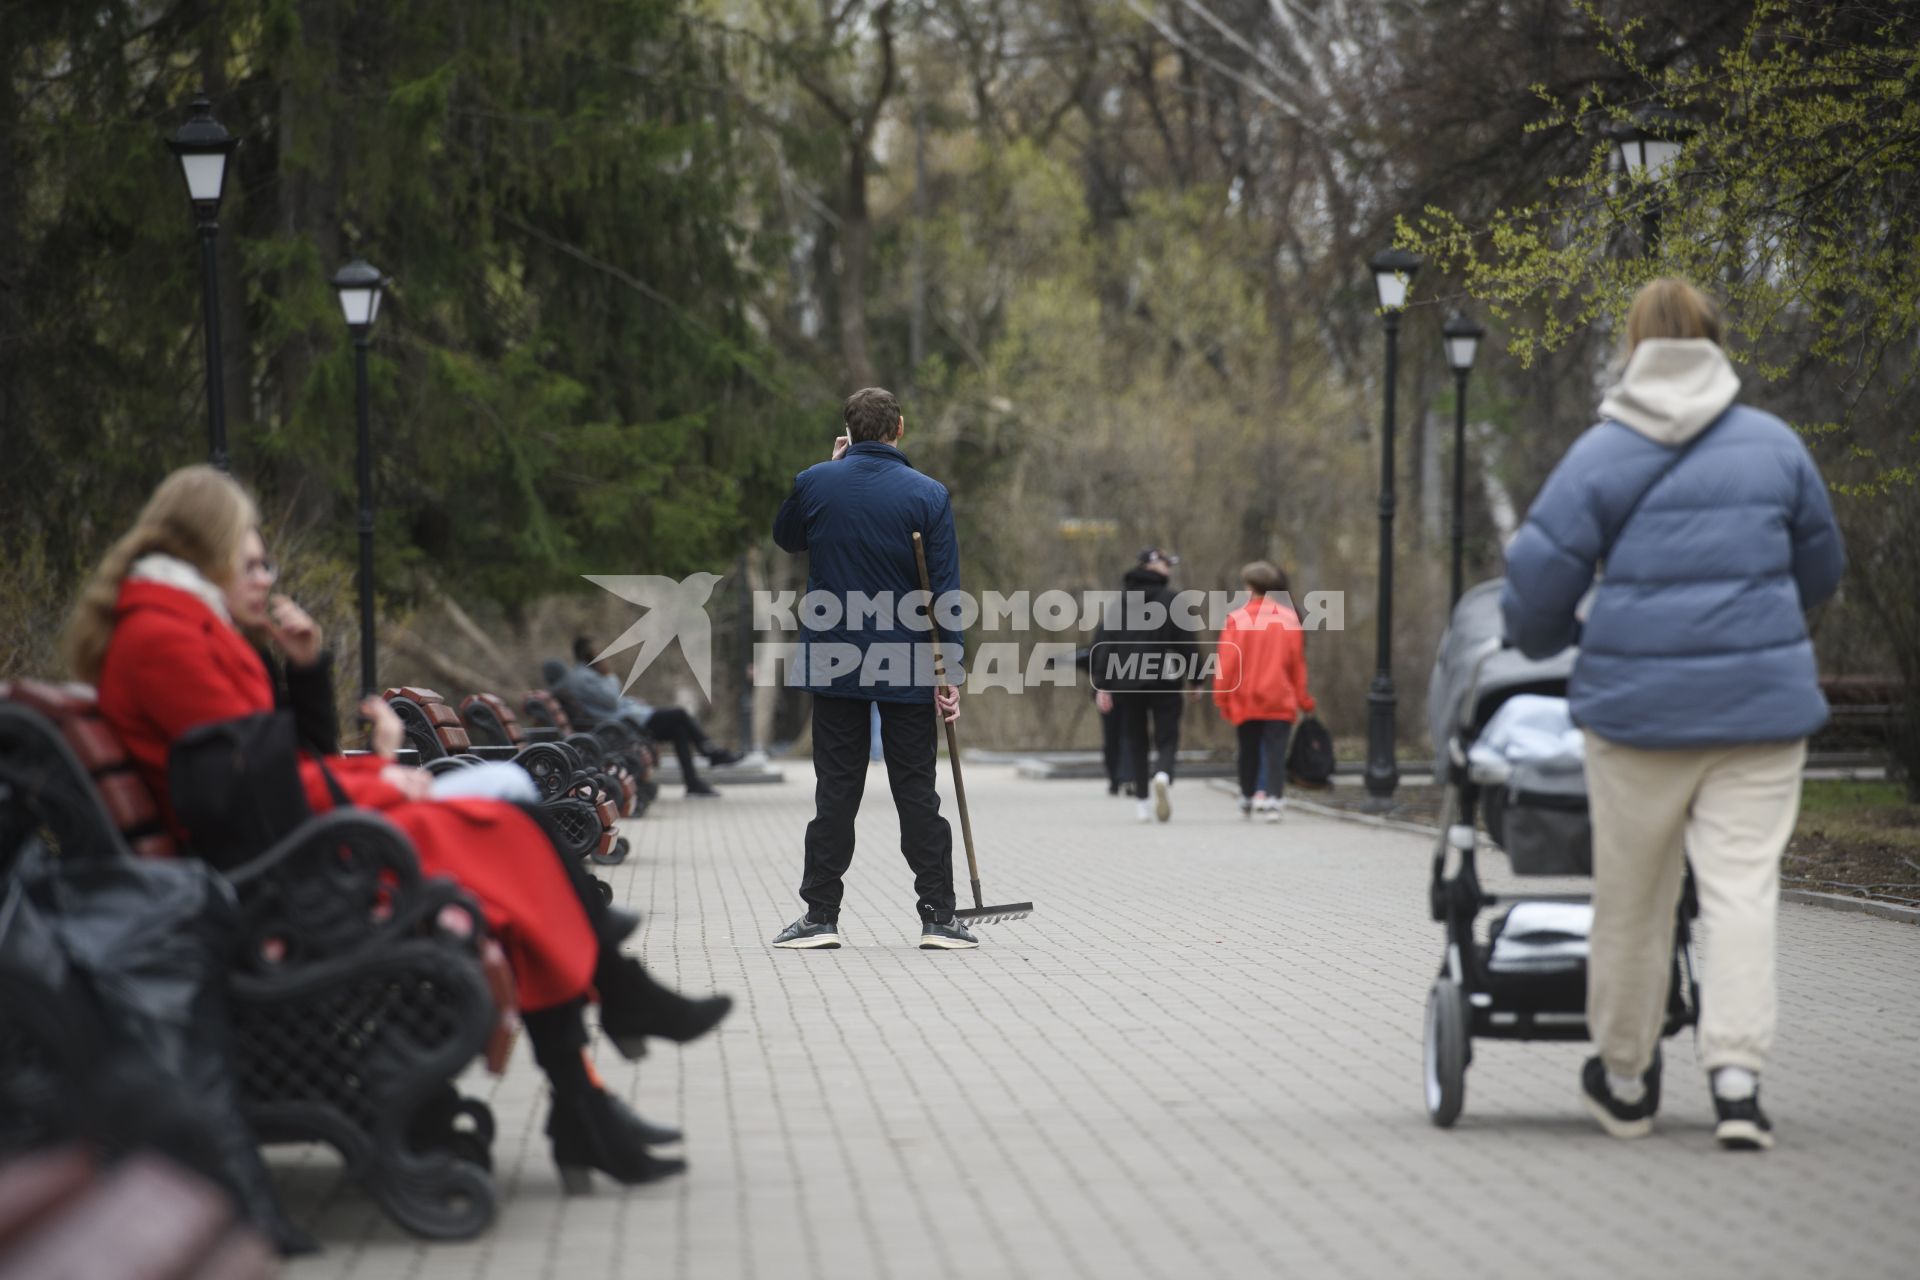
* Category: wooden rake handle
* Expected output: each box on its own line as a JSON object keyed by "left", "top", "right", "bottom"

{"left": 912, "top": 531, "right": 984, "bottom": 912}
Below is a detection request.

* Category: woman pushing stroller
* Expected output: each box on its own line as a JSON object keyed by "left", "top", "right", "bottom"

{"left": 1503, "top": 278, "right": 1845, "bottom": 1149}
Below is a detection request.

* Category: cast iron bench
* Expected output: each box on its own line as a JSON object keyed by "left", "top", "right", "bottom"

{"left": 382, "top": 686, "right": 624, "bottom": 867}
{"left": 0, "top": 680, "right": 516, "bottom": 1241}
{"left": 522, "top": 688, "right": 660, "bottom": 805}
{"left": 461, "top": 691, "right": 641, "bottom": 820}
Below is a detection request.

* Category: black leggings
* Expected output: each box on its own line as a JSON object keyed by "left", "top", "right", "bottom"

{"left": 1235, "top": 719, "right": 1294, "bottom": 799}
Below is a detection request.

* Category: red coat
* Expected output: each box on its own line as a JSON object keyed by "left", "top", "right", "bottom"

{"left": 96, "top": 577, "right": 595, "bottom": 1010}
{"left": 1212, "top": 595, "right": 1315, "bottom": 726}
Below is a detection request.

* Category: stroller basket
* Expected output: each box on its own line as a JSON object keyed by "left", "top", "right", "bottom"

{"left": 1482, "top": 763, "right": 1591, "bottom": 877}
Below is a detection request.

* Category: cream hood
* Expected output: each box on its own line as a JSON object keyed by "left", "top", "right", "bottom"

{"left": 1597, "top": 338, "right": 1741, "bottom": 446}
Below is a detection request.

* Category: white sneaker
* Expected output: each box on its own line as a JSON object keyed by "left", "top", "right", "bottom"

{"left": 1262, "top": 796, "right": 1287, "bottom": 824}
{"left": 1151, "top": 772, "right": 1171, "bottom": 822}
{"left": 1135, "top": 798, "right": 1154, "bottom": 823}
{"left": 1238, "top": 796, "right": 1253, "bottom": 819}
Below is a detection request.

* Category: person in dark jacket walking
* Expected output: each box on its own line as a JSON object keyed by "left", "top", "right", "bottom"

{"left": 1093, "top": 549, "right": 1199, "bottom": 823}
{"left": 767, "top": 387, "right": 975, "bottom": 951}
{"left": 1503, "top": 278, "right": 1845, "bottom": 1151}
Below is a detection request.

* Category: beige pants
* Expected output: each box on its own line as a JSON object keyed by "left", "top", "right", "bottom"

{"left": 1584, "top": 732, "right": 1807, "bottom": 1080}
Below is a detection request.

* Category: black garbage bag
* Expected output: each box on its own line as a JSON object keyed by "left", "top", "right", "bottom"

{"left": 0, "top": 870, "right": 94, "bottom": 1152}
{"left": 12, "top": 842, "right": 316, "bottom": 1255}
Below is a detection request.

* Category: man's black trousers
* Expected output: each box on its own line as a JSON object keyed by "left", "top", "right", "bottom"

{"left": 1116, "top": 691, "right": 1184, "bottom": 799}
{"left": 801, "top": 695, "right": 956, "bottom": 924}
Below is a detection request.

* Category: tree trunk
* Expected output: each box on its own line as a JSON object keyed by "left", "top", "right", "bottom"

{"left": 198, "top": 17, "right": 254, "bottom": 468}
{"left": 838, "top": 143, "right": 876, "bottom": 387}
{"left": 272, "top": 0, "right": 343, "bottom": 446}
{"left": 0, "top": 25, "right": 25, "bottom": 517}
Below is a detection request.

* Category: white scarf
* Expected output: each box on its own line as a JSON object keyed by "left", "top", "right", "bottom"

{"left": 128, "top": 553, "right": 231, "bottom": 623}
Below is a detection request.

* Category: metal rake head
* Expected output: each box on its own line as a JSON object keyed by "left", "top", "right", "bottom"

{"left": 954, "top": 902, "right": 1034, "bottom": 925}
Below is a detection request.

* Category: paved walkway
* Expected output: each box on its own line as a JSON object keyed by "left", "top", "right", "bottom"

{"left": 282, "top": 764, "right": 1920, "bottom": 1280}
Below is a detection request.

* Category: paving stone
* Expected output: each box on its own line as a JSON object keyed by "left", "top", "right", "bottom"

{"left": 281, "top": 762, "right": 1920, "bottom": 1280}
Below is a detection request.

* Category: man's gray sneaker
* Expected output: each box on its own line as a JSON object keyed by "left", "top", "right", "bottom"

{"left": 771, "top": 916, "right": 842, "bottom": 949}
{"left": 918, "top": 918, "right": 979, "bottom": 950}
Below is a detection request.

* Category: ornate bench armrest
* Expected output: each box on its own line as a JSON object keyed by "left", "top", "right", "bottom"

{"left": 225, "top": 809, "right": 482, "bottom": 972}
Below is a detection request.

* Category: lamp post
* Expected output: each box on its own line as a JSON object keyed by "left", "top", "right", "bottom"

{"left": 167, "top": 96, "right": 238, "bottom": 472}
{"left": 331, "top": 260, "right": 386, "bottom": 698}
{"left": 1366, "top": 247, "right": 1420, "bottom": 801}
{"left": 1612, "top": 110, "right": 1688, "bottom": 255}
{"left": 1442, "top": 311, "right": 1485, "bottom": 610}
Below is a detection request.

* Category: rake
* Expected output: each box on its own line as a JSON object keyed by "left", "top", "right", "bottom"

{"left": 912, "top": 531, "right": 1034, "bottom": 926}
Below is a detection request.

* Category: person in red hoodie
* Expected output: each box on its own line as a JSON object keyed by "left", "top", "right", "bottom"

{"left": 1213, "top": 561, "right": 1314, "bottom": 822}
{"left": 65, "top": 466, "right": 728, "bottom": 1192}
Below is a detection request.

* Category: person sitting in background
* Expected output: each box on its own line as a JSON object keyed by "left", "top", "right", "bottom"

{"left": 70, "top": 466, "right": 732, "bottom": 1192}
{"left": 553, "top": 636, "right": 740, "bottom": 797}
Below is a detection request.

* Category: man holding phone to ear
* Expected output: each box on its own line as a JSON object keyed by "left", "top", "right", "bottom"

{"left": 768, "top": 387, "right": 975, "bottom": 952}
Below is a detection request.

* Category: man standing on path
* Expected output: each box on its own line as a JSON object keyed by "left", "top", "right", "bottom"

{"left": 767, "top": 387, "right": 976, "bottom": 951}
{"left": 1093, "top": 549, "right": 1200, "bottom": 823}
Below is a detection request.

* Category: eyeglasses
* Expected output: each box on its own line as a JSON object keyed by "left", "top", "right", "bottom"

{"left": 242, "top": 556, "right": 279, "bottom": 582}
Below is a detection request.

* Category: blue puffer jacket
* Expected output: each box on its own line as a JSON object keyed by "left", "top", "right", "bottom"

{"left": 773, "top": 440, "right": 963, "bottom": 703}
{"left": 1502, "top": 339, "right": 1846, "bottom": 749}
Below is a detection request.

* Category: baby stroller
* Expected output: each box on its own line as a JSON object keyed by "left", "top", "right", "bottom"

{"left": 1421, "top": 580, "right": 1699, "bottom": 1127}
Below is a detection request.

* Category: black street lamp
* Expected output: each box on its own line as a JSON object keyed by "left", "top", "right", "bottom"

{"left": 1442, "top": 311, "right": 1485, "bottom": 610}
{"left": 331, "top": 259, "right": 386, "bottom": 698}
{"left": 1366, "top": 246, "right": 1420, "bottom": 802}
{"left": 167, "top": 96, "right": 239, "bottom": 472}
{"left": 1612, "top": 110, "right": 1688, "bottom": 254}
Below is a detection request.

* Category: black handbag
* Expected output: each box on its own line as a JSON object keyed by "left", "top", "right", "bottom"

{"left": 1286, "top": 714, "right": 1336, "bottom": 788}
{"left": 167, "top": 712, "right": 345, "bottom": 871}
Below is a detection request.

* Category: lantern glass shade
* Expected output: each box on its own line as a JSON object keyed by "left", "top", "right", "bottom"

{"left": 1641, "top": 138, "right": 1682, "bottom": 177}
{"left": 1373, "top": 271, "right": 1409, "bottom": 310}
{"left": 1446, "top": 335, "right": 1479, "bottom": 372}
{"left": 336, "top": 285, "right": 380, "bottom": 328}
{"left": 331, "top": 259, "right": 386, "bottom": 330}
{"left": 178, "top": 151, "right": 228, "bottom": 204}
{"left": 1369, "top": 248, "right": 1421, "bottom": 312}
{"left": 1616, "top": 126, "right": 1685, "bottom": 180}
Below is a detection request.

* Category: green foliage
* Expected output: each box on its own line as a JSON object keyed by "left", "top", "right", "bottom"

{"left": 2, "top": 0, "right": 829, "bottom": 664}
{"left": 1403, "top": 0, "right": 1920, "bottom": 495}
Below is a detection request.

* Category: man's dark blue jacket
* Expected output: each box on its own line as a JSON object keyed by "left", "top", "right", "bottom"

{"left": 773, "top": 441, "right": 963, "bottom": 703}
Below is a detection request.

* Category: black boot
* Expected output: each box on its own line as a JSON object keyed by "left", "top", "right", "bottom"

{"left": 524, "top": 1002, "right": 686, "bottom": 1193}
{"left": 546, "top": 1088, "right": 688, "bottom": 1193}
{"left": 596, "top": 955, "right": 732, "bottom": 1060}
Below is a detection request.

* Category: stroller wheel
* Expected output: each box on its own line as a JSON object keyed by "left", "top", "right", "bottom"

{"left": 1424, "top": 977, "right": 1469, "bottom": 1128}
